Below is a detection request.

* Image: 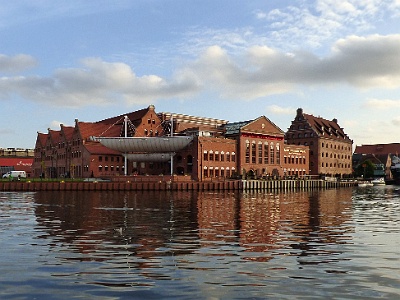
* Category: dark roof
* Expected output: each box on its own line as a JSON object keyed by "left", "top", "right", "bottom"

{"left": 303, "top": 113, "right": 350, "bottom": 141}
{"left": 224, "top": 120, "right": 253, "bottom": 135}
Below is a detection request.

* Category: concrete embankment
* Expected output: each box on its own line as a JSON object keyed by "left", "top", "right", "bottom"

{"left": 0, "top": 179, "right": 354, "bottom": 192}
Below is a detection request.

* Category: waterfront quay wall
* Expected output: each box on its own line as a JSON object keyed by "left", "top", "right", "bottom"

{"left": 0, "top": 179, "right": 354, "bottom": 192}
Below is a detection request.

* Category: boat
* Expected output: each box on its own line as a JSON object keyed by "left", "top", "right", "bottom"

{"left": 357, "top": 181, "right": 373, "bottom": 187}
{"left": 371, "top": 177, "right": 385, "bottom": 186}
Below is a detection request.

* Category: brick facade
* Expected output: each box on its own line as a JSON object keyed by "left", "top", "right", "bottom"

{"left": 32, "top": 106, "right": 321, "bottom": 180}
{"left": 285, "top": 108, "right": 353, "bottom": 177}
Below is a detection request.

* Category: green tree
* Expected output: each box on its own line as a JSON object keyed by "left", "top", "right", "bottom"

{"left": 355, "top": 160, "right": 375, "bottom": 178}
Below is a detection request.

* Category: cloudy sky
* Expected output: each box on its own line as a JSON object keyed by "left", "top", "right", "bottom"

{"left": 1, "top": 0, "right": 400, "bottom": 149}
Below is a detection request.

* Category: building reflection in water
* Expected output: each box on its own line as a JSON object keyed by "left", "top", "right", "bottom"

{"left": 33, "top": 188, "right": 354, "bottom": 269}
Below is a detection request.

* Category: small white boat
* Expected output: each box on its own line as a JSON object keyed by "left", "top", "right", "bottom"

{"left": 357, "top": 181, "right": 373, "bottom": 187}
{"left": 371, "top": 178, "right": 385, "bottom": 186}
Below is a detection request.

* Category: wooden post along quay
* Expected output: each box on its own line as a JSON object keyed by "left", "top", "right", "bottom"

{"left": 1, "top": 178, "right": 355, "bottom": 192}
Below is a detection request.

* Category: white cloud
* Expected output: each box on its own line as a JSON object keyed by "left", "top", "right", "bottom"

{"left": 364, "top": 98, "right": 400, "bottom": 109}
{"left": 267, "top": 105, "right": 295, "bottom": 115}
{"left": 0, "top": 54, "right": 37, "bottom": 73}
{"left": 185, "top": 34, "right": 400, "bottom": 99}
{"left": 0, "top": 58, "right": 200, "bottom": 107}
{"left": 392, "top": 117, "right": 400, "bottom": 126}
{"left": 1, "top": 33, "right": 400, "bottom": 107}
{"left": 259, "top": 0, "right": 400, "bottom": 51}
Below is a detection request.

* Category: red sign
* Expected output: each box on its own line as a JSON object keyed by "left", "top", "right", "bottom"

{"left": 241, "top": 133, "right": 284, "bottom": 141}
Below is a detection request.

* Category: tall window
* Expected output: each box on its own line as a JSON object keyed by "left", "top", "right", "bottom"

{"left": 251, "top": 141, "right": 256, "bottom": 163}
{"left": 264, "top": 142, "right": 269, "bottom": 164}
{"left": 270, "top": 142, "right": 275, "bottom": 164}
{"left": 258, "top": 142, "right": 263, "bottom": 164}
{"left": 276, "top": 143, "right": 280, "bottom": 164}
{"left": 209, "top": 151, "right": 214, "bottom": 161}
{"left": 245, "top": 141, "right": 250, "bottom": 163}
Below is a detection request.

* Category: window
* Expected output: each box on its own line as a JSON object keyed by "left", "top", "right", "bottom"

{"left": 203, "top": 151, "right": 208, "bottom": 161}
{"left": 270, "top": 143, "right": 274, "bottom": 164}
{"left": 276, "top": 143, "right": 280, "bottom": 164}
{"left": 264, "top": 142, "right": 269, "bottom": 164}
{"left": 215, "top": 151, "right": 219, "bottom": 161}
{"left": 209, "top": 151, "right": 214, "bottom": 161}
{"left": 226, "top": 152, "right": 230, "bottom": 162}
{"left": 221, "top": 151, "right": 224, "bottom": 162}
{"left": 258, "top": 143, "right": 263, "bottom": 164}
{"left": 232, "top": 152, "right": 236, "bottom": 162}
{"left": 245, "top": 141, "right": 250, "bottom": 163}
{"left": 252, "top": 141, "right": 256, "bottom": 163}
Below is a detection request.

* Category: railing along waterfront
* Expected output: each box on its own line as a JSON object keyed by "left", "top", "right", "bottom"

{"left": 0, "top": 178, "right": 355, "bottom": 192}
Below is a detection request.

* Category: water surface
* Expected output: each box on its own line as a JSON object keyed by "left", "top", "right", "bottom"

{"left": 1, "top": 186, "right": 399, "bottom": 299}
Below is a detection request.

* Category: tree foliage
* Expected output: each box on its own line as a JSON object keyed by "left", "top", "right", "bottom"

{"left": 355, "top": 160, "right": 375, "bottom": 178}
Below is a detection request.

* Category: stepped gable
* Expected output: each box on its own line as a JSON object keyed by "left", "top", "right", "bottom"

{"left": 60, "top": 124, "right": 74, "bottom": 141}
{"left": 47, "top": 129, "right": 62, "bottom": 144}
{"left": 35, "top": 132, "right": 48, "bottom": 148}
{"left": 354, "top": 143, "right": 400, "bottom": 155}
{"left": 303, "top": 113, "right": 350, "bottom": 140}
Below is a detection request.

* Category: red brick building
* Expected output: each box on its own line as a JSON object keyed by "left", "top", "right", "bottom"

{"left": 0, "top": 148, "right": 34, "bottom": 177}
{"left": 285, "top": 108, "right": 353, "bottom": 177}
{"left": 33, "top": 105, "right": 310, "bottom": 180}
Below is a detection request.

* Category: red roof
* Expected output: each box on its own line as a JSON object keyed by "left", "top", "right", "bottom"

{"left": 0, "top": 157, "right": 33, "bottom": 172}
{"left": 84, "top": 143, "right": 121, "bottom": 155}
{"left": 354, "top": 143, "right": 400, "bottom": 155}
{"left": 303, "top": 113, "right": 351, "bottom": 142}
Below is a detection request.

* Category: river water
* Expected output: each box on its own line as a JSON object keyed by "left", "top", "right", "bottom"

{"left": 0, "top": 186, "right": 399, "bottom": 299}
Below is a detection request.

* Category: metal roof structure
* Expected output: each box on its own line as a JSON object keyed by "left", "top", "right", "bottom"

{"left": 92, "top": 136, "right": 193, "bottom": 153}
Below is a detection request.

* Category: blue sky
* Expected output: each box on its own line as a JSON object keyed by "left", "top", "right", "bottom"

{"left": 1, "top": 0, "right": 400, "bottom": 149}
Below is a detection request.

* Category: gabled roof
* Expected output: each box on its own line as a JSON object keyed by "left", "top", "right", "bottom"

{"left": 35, "top": 132, "right": 48, "bottom": 147}
{"left": 84, "top": 143, "right": 122, "bottom": 155}
{"left": 303, "top": 113, "right": 350, "bottom": 141}
{"left": 224, "top": 116, "right": 283, "bottom": 136}
{"left": 76, "top": 121, "right": 121, "bottom": 140}
{"left": 97, "top": 106, "right": 151, "bottom": 128}
{"left": 60, "top": 125, "right": 74, "bottom": 141}
{"left": 47, "top": 129, "right": 61, "bottom": 145}
{"left": 354, "top": 143, "right": 400, "bottom": 155}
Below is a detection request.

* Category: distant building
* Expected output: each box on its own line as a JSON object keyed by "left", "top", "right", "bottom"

{"left": 32, "top": 105, "right": 310, "bottom": 180}
{"left": 0, "top": 148, "right": 34, "bottom": 177}
{"left": 353, "top": 143, "right": 400, "bottom": 180}
{"left": 285, "top": 108, "right": 353, "bottom": 177}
